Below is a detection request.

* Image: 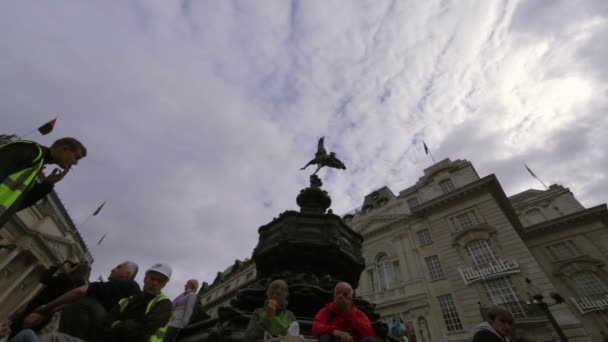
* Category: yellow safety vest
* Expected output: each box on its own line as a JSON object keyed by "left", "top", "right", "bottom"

{"left": 0, "top": 141, "right": 45, "bottom": 220}
{"left": 118, "top": 293, "right": 172, "bottom": 342}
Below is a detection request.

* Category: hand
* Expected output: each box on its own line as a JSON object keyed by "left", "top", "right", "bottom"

{"left": 332, "top": 329, "right": 353, "bottom": 342}
{"left": 266, "top": 299, "right": 277, "bottom": 319}
{"left": 23, "top": 313, "right": 45, "bottom": 328}
{"left": 45, "top": 168, "right": 69, "bottom": 185}
{"left": 335, "top": 294, "right": 352, "bottom": 313}
{"left": 65, "top": 258, "right": 78, "bottom": 265}
{"left": 65, "top": 259, "right": 79, "bottom": 271}
{"left": 33, "top": 304, "right": 47, "bottom": 314}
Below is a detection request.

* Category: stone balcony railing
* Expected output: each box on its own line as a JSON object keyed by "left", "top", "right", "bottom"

{"left": 570, "top": 295, "right": 608, "bottom": 314}
{"left": 458, "top": 258, "right": 520, "bottom": 285}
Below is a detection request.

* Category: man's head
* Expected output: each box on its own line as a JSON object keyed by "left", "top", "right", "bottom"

{"left": 143, "top": 263, "right": 172, "bottom": 295}
{"left": 266, "top": 279, "right": 289, "bottom": 307}
{"left": 185, "top": 279, "right": 199, "bottom": 292}
{"left": 49, "top": 137, "right": 87, "bottom": 170}
{"left": 486, "top": 305, "right": 514, "bottom": 337}
{"left": 334, "top": 282, "right": 354, "bottom": 313}
{"left": 109, "top": 261, "right": 138, "bottom": 281}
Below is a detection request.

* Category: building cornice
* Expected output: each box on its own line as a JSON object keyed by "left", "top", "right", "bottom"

{"left": 520, "top": 204, "right": 608, "bottom": 239}
{"left": 510, "top": 186, "right": 569, "bottom": 209}
{"left": 411, "top": 175, "right": 524, "bottom": 233}
{"left": 399, "top": 159, "right": 473, "bottom": 196}
{"left": 354, "top": 214, "right": 409, "bottom": 238}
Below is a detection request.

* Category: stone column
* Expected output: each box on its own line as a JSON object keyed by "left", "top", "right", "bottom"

{"left": 0, "top": 247, "right": 21, "bottom": 272}
{"left": 0, "top": 261, "right": 40, "bottom": 304}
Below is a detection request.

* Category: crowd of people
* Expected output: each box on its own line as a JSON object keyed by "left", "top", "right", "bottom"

{"left": 1, "top": 138, "right": 529, "bottom": 342}
{"left": 1, "top": 260, "right": 201, "bottom": 342}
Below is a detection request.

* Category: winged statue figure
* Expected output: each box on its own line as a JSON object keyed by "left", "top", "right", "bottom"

{"left": 300, "top": 137, "right": 347, "bottom": 175}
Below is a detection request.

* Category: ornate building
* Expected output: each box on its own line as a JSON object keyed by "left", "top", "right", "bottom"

{"left": 0, "top": 189, "right": 92, "bottom": 320}
{"left": 197, "top": 158, "right": 605, "bottom": 341}
{"left": 198, "top": 259, "right": 256, "bottom": 318}
{"left": 345, "top": 159, "right": 596, "bottom": 341}
{"left": 510, "top": 185, "right": 608, "bottom": 341}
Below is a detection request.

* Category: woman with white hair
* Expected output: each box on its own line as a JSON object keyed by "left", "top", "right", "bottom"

{"left": 245, "top": 279, "right": 296, "bottom": 342}
{"left": 163, "top": 279, "right": 200, "bottom": 342}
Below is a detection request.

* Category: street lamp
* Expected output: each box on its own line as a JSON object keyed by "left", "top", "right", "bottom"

{"left": 525, "top": 278, "right": 568, "bottom": 342}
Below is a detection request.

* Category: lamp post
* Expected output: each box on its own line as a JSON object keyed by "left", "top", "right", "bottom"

{"left": 526, "top": 278, "right": 569, "bottom": 342}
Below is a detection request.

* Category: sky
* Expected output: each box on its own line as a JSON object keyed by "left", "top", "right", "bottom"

{"left": 2, "top": 0, "right": 607, "bottom": 298}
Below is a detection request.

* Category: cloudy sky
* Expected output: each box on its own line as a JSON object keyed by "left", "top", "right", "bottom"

{"left": 2, "top": 0, "right": 607, "bottom": 297}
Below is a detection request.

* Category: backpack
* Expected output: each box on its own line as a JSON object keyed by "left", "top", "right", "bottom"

{"left": 188, "top": 299, "right": 204, "bottom": 325}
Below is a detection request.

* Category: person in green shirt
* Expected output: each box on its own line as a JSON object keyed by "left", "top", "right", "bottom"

{"left": 245, "top": 280, "right": 296, "bottom": 342}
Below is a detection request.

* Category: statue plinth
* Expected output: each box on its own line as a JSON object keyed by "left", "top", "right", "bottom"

{"left": 296, "top": 175, "right": 331, "bottom": 214}
{"left": 179, "top": 165, "right": 386, "bottom": 341}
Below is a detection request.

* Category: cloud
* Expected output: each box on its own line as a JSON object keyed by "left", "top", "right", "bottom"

{"left": 1, "top": 0, "right": 606, "bottom": 297}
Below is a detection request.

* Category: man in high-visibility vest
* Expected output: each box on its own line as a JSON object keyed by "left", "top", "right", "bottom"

{"left": 0, "top": 137, "right": 87, "bottom": 229}
{"left": 13, "top": 263, "right": 173, "bottom": 342}
{"left": 102, "top": 262, "right": 173, "bottom": 342}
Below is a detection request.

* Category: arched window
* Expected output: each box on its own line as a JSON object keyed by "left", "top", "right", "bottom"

{"left": 573, "top": 271, "right": 608, "bottom": 299}
{"left": 525, "top": 208, "right": 546, "bottom": 224}
{"left": 377, "top": 254, "right": 401, "bottom": 290}
{"left": 467, "top": 240, "right": 497, "bottom": 267}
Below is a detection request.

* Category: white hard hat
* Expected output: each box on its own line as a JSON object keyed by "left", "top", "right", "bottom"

{"left": 146, "top": 263, "right": 172, "bottom": 280}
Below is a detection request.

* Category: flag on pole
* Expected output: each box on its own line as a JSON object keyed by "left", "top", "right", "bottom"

{"left": 93, "top": 201, "right": 106, "bottom": 216}
{"left": 423, "top": 141, "right": 429, "bottom": 155}
{"left": 97, "top": 233, "right": 108, "bottom": 246}
{"left": 37, "top": 118, "right": 57, "bottom": 135}
{"left": 524, "top": 163, "right": 537, "bottom": 179}
{"left": 524, "top": 163, "right": 548, "bottom": 189}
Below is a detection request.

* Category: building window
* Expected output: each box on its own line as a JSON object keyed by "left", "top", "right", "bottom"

{"left": 484, "top": 276, "right": 526, "bottom": 318}
{"left": 467, "top": 240, "right": 497, "bottom": 267}
{"left": 416, "top": 229, "right": 433, "bottom": 246}
{"left": 425, "top": 255, "right": 445, "bottom": 280}
{"left": 377, "top": 255, "right": 402, "bottom": 290}
{"left": 439, "top": 179, "right": 456, "bottom": 194}
{"left": 437, "top": 294, "right": 464, "bottom": 331}
{"left": 573, "top": 271, "right": 608, "bottom": 299}
{"left": 451, "top": 211, "right": 479, "bottom": 230}
{"left": 407, "top": 197, "right": 419, "bottom": 209}
{"left": 525, "top": 208, "right": 546, "bottom": 224}
{"left": 367, "top": 269, "right": 377, "bottom": 293}
{"left": 548, "top": 241, "right": 578, "bottom": 260}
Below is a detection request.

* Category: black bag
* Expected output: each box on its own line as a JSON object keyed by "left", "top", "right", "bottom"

{"left": 188, "top": 299, "right": 204, "bottom": 325}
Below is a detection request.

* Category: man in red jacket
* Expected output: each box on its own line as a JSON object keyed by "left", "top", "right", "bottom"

{"left": 313, "top": 282, "right": 376, "bottom": 342}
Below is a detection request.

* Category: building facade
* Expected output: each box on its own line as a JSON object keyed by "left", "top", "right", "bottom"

{"left": 198, "top": 259, "right": 256, "bottom": 318}
{"left": 198, "top": 159, "right": 605, "bottom": 341}
{"left": 510, "top": 185, "right": 608, "bottom": 342}
{"left": 346, "top": 159, "right": 594, "bottom": 341}
{"left": 0, "top": 190, "right": 93, "bottom": 320}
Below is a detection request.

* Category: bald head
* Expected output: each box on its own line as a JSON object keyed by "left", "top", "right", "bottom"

{"left": 334, "top": 282, "right": 354, "bottom": 313}
{"left": 109, "top": 261, "right": 138, "bottom": 281}
{"left": 334, "top": 282, "right": 353, "bottom": 298}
